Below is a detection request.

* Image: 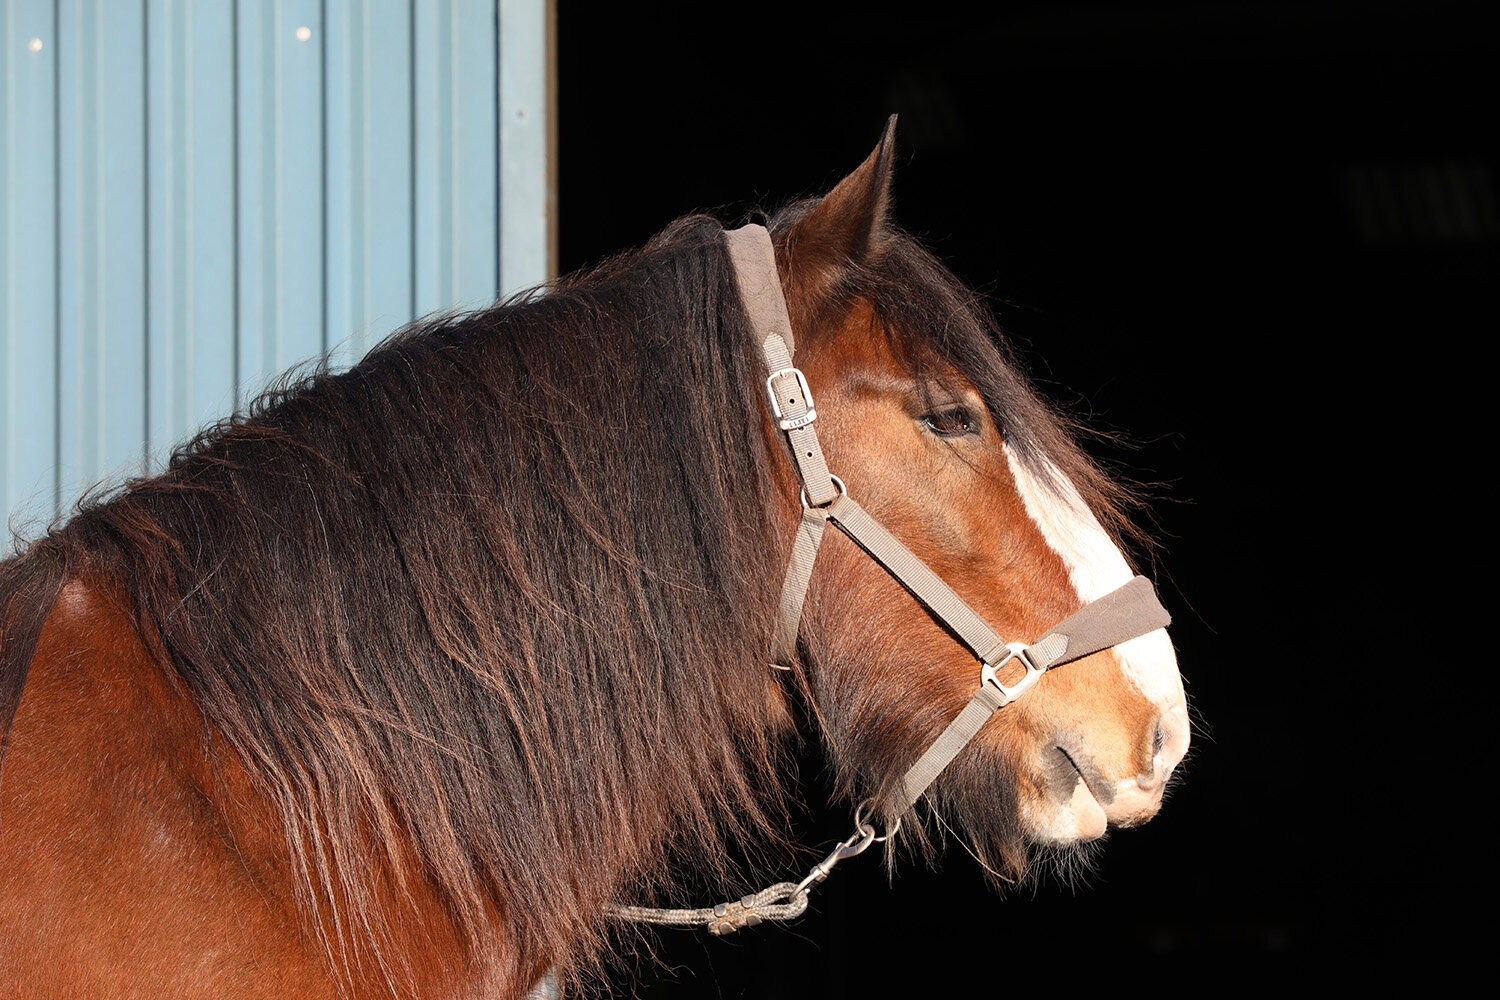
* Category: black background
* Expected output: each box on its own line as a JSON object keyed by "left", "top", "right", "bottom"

{"left": 556, "top": 1, "right": 1489, "bottom": 992}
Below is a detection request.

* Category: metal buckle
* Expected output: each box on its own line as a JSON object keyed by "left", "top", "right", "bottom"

{"left": 766, "top": 367, "right": 817, "bottom": 431}
{"left": 980, "top": 641, "right": 1045, "bottom": 706}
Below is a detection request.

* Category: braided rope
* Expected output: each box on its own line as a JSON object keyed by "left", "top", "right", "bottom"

{"left": 605, "top": 882, "right": 810, "bottom": 935}
{"left": 607, "top": 808, "right": 891, "bottom": 936}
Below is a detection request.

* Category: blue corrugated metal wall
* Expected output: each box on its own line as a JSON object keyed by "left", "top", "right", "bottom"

{"left": 1, "top": 0, "right": 552, "bottom": 538}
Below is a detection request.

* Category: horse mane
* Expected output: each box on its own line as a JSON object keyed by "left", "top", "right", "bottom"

{"left": 0, "top": 202, "right": 1137, "bottom": 992}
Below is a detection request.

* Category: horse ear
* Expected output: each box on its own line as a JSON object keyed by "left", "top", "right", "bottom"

{"left": 781, "top": 116, "right": 898, "bottom": 306}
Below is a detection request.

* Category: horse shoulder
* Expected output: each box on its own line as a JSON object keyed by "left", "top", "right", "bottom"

{"left": 0, "top": 578, "right": 339, "bottom": 999}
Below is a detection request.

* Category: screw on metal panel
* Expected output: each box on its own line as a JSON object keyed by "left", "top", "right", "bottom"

{"left": 28, "top": 38, "right": 43, "bottom": 53}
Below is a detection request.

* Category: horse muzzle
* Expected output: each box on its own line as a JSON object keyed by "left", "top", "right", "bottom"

{"left": 1030, "top": 700, "right": 1190, "bottom": 842}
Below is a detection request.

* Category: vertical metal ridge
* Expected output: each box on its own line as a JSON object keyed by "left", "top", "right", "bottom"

{"left": 441, "top": 0, "right": 455, "bottom": 303}
{"left": 1, "top": 1, "right": 65, "bottom": 526}
{"left": 318, "top": 0, "right": 329, "bottom": 357}
{"left": 5, "top": 7, "right": 17, "bottom": 516}
{"left": 51, "top": 0, "right": 62, "bottom": 516}
{"left": 55, "top": 0, "right": 150, "bottom": 495}
{"left": 146, "top": 0, "right": 236, "bottom": 463}
{"left": 407, "top": 0, "right": 417, "bottom": 323}
{"left": 141, "top": 0, "right": 152, "bottom": 469}
{"left": 230, "top": 0, "right": 241, "bottom": 409}
{"left": 324, "top": 0, "right": 344, "bottom": 365}
{"left": 498, "top": 0, "right": 510, "bottom": 295}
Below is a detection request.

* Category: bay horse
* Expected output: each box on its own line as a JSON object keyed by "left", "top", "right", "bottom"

{"left": 0, "top": 120, "right": 1188, "bottom": 998}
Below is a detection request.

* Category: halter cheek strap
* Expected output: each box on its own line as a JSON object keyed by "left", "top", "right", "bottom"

{"left": 606, "top": 225, "right": 1171, "bottom": 936}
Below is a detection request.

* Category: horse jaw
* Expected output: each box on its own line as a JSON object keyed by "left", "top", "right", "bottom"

{"left": 1002, "top": 444, "right": 1190, "bottom": 843}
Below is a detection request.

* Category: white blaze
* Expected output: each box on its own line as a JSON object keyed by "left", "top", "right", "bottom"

{"left": 1002, "top": 444, "right": 1186, "bottom": 725}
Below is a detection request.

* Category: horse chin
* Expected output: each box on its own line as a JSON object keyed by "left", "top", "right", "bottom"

{"left": 1029, "top": 782, "right": 1109, "bottom": 844}
{"left": 1019, "top": 747, "right": 1110, "bottom": 845}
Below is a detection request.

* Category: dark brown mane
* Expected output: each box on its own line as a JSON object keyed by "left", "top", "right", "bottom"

{"left": 4, "top": 214, "right": 795, "bottom": 989}
{"left": 1, "top": 204, "right": 1134, "bottom": 991}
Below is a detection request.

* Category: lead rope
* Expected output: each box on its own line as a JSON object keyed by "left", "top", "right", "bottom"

{"left": 603, "top": 225, "right": 1171, "bottom": 938}
{"left": 603, "top": 801, "right": 894, "bottom": 935}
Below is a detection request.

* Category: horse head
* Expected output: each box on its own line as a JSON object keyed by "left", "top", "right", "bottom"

{"left": 763, "top": 120, "right": 1189, "bottom": 875}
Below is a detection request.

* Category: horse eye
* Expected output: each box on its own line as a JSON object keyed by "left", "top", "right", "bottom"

{"left": 921, "top": 406, "right": 978, "bottom": 438}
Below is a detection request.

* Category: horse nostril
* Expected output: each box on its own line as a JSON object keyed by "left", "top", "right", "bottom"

{"left": 1137, "top": 718, "right": 1170, "bottom": 790}
{"left": 1153, "top": 705, "right": 1191, "bottom": 776}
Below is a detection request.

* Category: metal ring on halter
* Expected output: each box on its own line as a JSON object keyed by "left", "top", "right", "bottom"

{"left": 853, "top": 798, "right": 902, "bottom": 844}
{"left": 800, "top": 474, "right": 847, "bottom": 511}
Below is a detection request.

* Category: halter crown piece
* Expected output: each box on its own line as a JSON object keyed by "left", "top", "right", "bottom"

{"left": 605, "top": 225, "right": 1172, "bottom": 936}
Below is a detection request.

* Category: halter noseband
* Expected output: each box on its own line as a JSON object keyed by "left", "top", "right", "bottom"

{"left": 607, "top": 225, "right": 1171, "bottom": 935}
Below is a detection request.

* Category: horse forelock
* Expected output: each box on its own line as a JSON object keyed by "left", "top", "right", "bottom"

{"left": 37, "top": 214, "right": 796, "bottom": 991}
{"left": 848, "top": 227, "right": 1143, "bottom": 557}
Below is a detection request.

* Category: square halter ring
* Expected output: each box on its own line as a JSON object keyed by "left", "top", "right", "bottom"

{"left": 980, "top": 641, "right": 1045, "bottom": 706}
